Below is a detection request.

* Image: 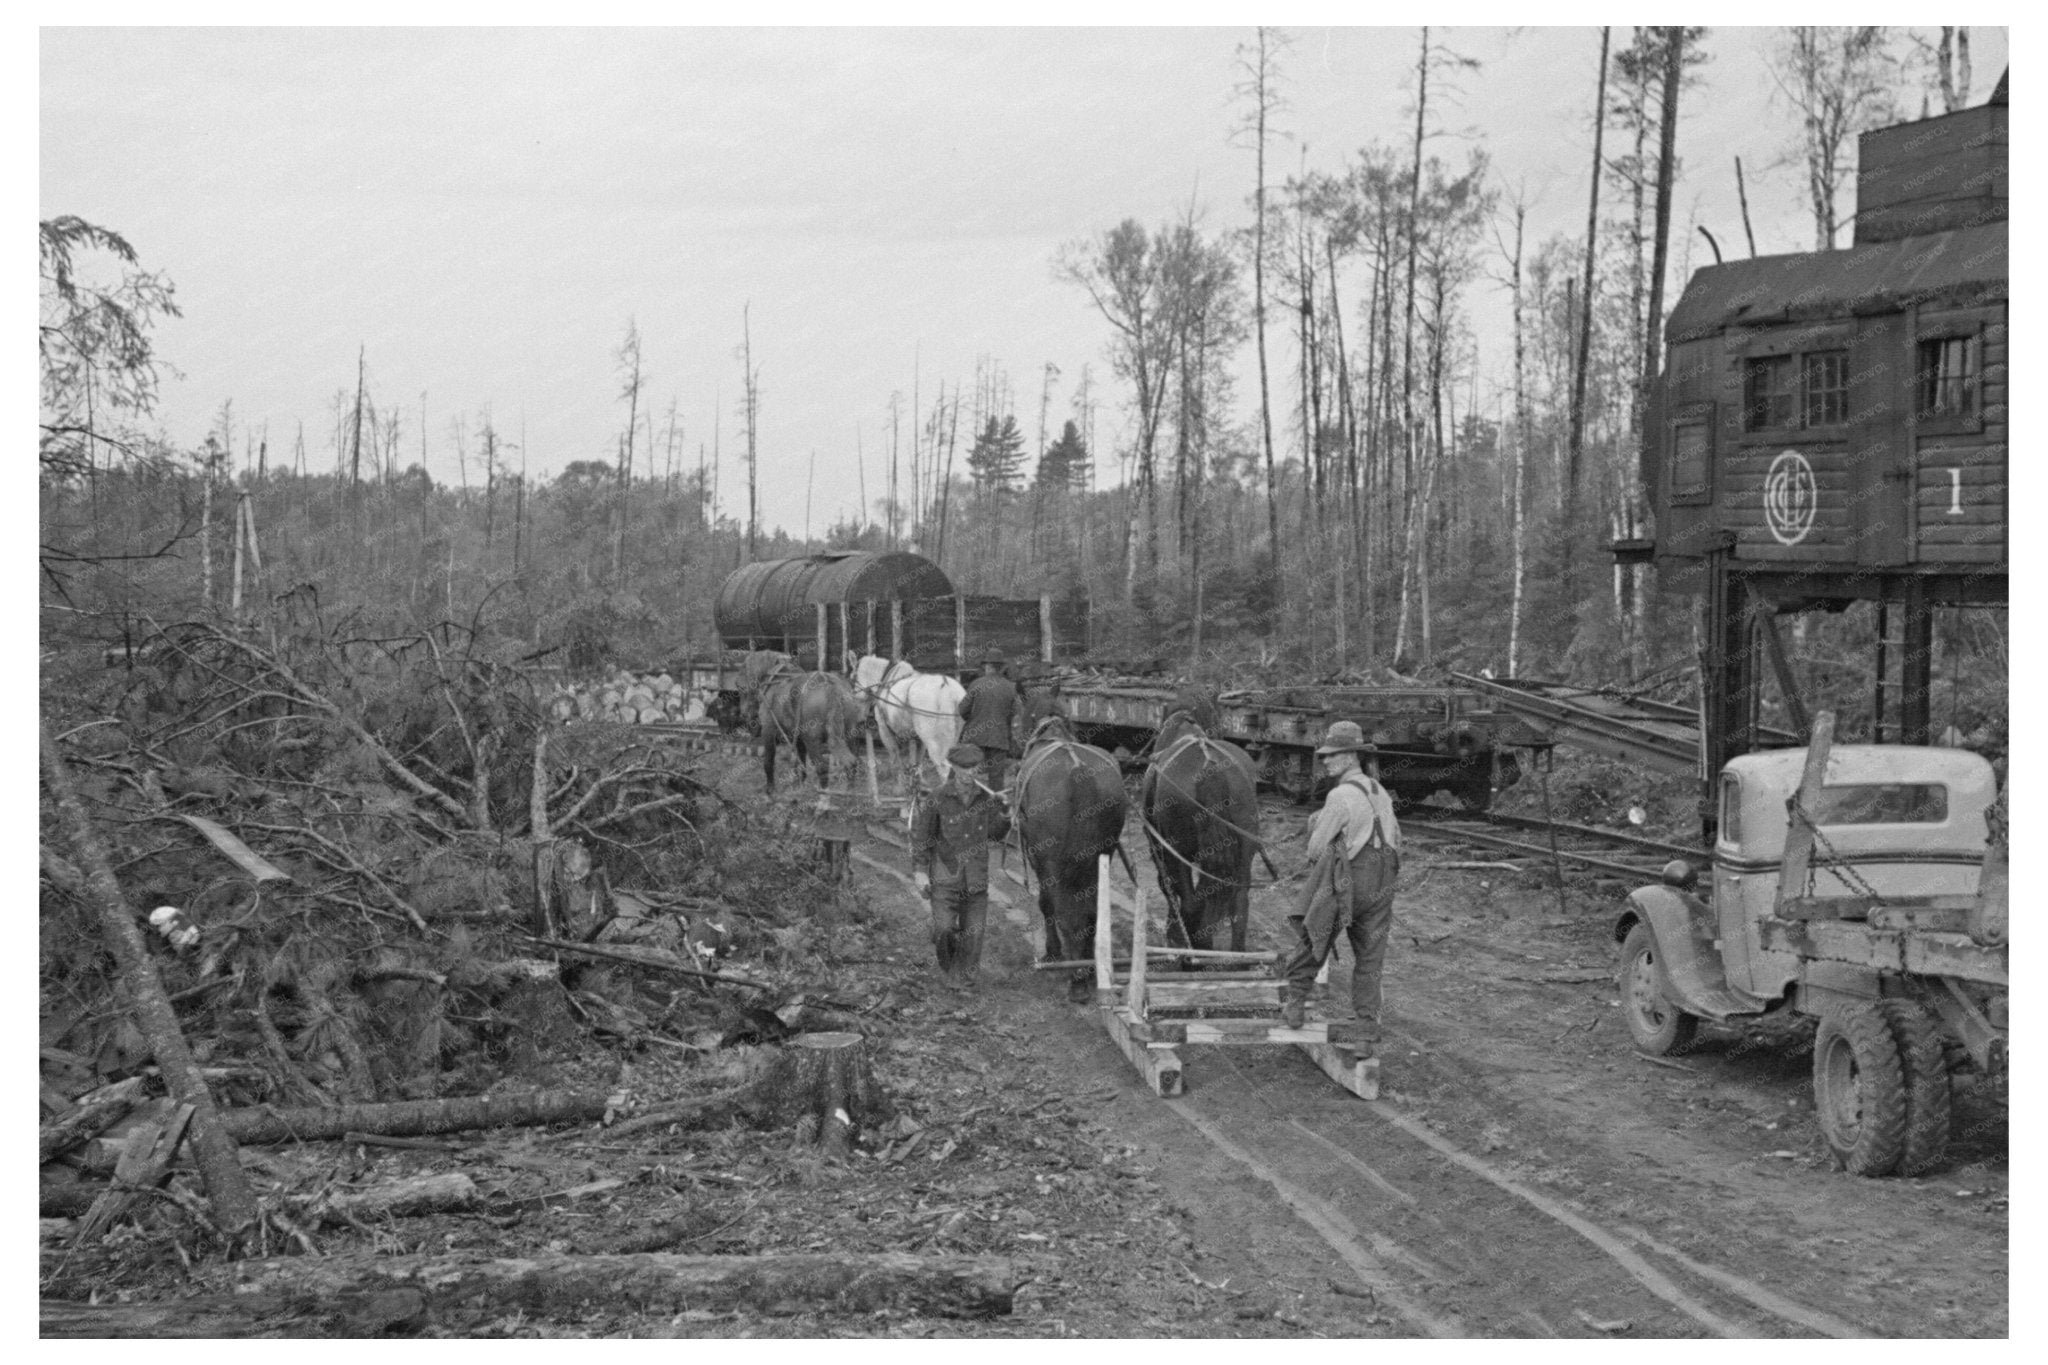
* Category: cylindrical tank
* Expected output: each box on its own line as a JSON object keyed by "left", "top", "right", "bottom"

{"left": 713, "top": 552, "right": 954, "bottom": 650}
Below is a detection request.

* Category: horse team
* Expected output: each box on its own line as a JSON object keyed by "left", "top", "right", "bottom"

{"left": 738, "top": 649, "right": 1259, "bottom": 999}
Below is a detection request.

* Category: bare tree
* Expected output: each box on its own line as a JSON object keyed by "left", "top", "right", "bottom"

{"left": 1231, "top": 26, "right": 1290, "bottom": 567}
{"left": 1767, "top": 27, "right": 1900, "bottom": 250}
{"left": 739, "top": 306, "right": 761, "bottom": 561}
{"left": 613, "top": 318, "right": 643, "bottom": 580}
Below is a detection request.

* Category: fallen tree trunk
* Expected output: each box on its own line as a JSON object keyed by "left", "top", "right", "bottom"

{"left": 213, "top": 1249, "right": 1035, "bottom": 1320}
{"left": 218, "top": 1089, "right": 615, "bottom": 1146}
{"left": 41, "top": 724, "right": 261, "bottom": 1242}
{"left": 300, "top": 1172, "right": 480, "bottom": 1226}
{"left": 40, "top": 1288, "right": 429, "bottom": 1339}
{"left": 40, "top": 1077, "right": 146, "bottom": 1162}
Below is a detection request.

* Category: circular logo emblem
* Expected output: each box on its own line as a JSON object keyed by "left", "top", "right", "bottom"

{"left": 1763, "top": 450, "right": 1817, "bottom": 546}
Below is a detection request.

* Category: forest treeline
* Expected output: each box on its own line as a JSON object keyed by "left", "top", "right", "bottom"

{"left": 41, "top": 27, "right": 1998, "bottom": 719}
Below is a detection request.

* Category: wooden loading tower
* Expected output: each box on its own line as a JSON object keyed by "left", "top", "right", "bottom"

{"left": 1623, "top": 73, "right": 2007, "bottom": 823}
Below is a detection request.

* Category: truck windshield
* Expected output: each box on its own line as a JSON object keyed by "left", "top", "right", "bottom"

{"left": 1814, "top": 783, "right": 1948, "bottom": 825}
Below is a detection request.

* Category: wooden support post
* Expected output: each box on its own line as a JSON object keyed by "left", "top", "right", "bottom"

{"left": 1776, "top": 710, "right": 1836, "bottom": 917}
{"left": 1125, "top": 883, "right": 1148, "bottom": 1016}
{"left": 1039, "top": 594, "right": 1054, "bottom": 663}
{"left": 1094, "top": 854, "right": 1114, "bottom": 1001}
{"left": 891, "top": 598, "right": 903, "bottom": 662}
{"left": 1756, "top": 606, "right": 1811, "bottom": 741}
{"left": 816, "top": 603, "right": 828, "bottom": 670}
{"left": 954, "top": 594, "right": 967, "bottom": 673}
{"left": 1901, "top": 579, "right": 1932, "bottom": 744}
{"left": 1873, "top": 599, "right": 1890, "bottom": 744}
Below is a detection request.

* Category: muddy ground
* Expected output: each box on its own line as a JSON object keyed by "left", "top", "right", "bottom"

{"left": 43, "top": 749, "right": 2009, "bottom": 1338}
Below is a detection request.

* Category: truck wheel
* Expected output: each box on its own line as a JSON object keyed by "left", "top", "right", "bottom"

{"left": 1812, "top": 1003, "right": 1907, "bottom": 1176}
{"left": 1877, "top": 999, "right": 1953, "bottom": 1176}
{"left": 1620, "top": 922, "right": 1698, "bottom": 1055}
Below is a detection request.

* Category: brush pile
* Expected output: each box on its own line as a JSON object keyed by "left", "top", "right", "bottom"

{"left": 40, "top": 614, "right": 862, "bottom": 1237}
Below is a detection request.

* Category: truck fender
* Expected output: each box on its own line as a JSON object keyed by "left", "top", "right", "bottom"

{"left": 1617, "top": 886, "right": 1767, "bottom": 1022}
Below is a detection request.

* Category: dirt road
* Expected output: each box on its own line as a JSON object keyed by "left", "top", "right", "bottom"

{"left": 862, "top": 795, "right": 2010, "bottom": 1339}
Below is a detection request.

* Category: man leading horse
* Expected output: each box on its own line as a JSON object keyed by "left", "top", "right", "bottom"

{"left": 1280, "top": 720, "right": 1402, "bottom": 1055}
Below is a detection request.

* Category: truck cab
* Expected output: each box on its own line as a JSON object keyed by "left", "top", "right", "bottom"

{"left": 1704, "top": 746, "right": 1993, "bottom": 1005}
{"left": 1614, "top": 732, "right": 2005, "bottom": 1176}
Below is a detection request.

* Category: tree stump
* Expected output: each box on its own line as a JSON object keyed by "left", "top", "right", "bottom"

{"left": 749, "top": 1032, "right": 890, "bottom": 1157}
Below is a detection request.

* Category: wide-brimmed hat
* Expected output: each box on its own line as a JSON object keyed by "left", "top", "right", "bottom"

{"left": 946, "top": 743, "right": 986, "bottom": 769}
{"left": 1315, "top": 720, "right": 1376, "bottom": 756}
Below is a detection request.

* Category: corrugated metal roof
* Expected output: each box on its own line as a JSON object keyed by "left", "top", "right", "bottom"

{"left": 713, "top": 552, "right": 954, "bottom": 643}
{"left": 1665, "top": 221, "right": 2006, "bottom": 343}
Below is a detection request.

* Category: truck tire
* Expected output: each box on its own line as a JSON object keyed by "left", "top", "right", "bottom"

{"left": 1812, "top": 1003, "right": 1907, "bottom": 1176}
{"left": 1620, "top": 921, "right": 1698, "bottom": 1055}
{"left": 1877, "top": 999, "right": 1953, "bottom": 1176}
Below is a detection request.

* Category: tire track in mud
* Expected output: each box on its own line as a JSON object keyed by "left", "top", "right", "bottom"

{"left": 856, "top": 813, "right": 1874, "bottom": 1338}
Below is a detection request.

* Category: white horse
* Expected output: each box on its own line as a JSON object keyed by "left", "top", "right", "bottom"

{"left": 851, "top": 653, "right": 965, "bottom": 790}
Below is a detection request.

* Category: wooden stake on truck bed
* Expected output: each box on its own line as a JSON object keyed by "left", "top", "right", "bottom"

{"left": 1776, "top": 711, "right": 1836, "bottom": 917}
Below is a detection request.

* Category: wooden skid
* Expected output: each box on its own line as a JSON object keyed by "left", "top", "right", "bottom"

{"left": 1295, "top": 1041, "right": 1382, "bottom": 1100}
{"left": 1102, "top": 1005, "right": 1183, "bottom": 1097}
{"left": 1142, "top": 980, "right": 1283, "bottom": 1011}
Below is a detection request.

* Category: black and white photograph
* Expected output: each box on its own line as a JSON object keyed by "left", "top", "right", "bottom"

{"left": 38, "top": 22, "right": 2011, "bottom": 1339}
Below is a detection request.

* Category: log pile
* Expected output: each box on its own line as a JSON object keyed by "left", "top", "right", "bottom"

{"left": 548, "top": 669, "right": 710, "bottom": 726}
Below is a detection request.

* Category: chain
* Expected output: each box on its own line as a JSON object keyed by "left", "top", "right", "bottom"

{"left": 1788, "top": 801, "right": 1885, "bottom": 903}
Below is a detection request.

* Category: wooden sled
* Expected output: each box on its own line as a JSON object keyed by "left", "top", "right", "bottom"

{"left": 1087, "top": 855, "right": 1379, "bottom": 1100}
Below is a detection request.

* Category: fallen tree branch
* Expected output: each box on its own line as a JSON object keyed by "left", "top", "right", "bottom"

{"left": 199, "top": 628, "right": 470, "bottom": 824}
{"left": 529, "top": 934, "right": 773, "bottom": 991}
{"left": 42, "top": 723, "right": 261, "bottom": 1243}
{"left": 216, "top": 1088, "right": 615, "bottom": 1146}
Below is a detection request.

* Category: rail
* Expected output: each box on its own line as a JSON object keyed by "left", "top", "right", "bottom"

{"left": 1448, "top": 673, "right": 1799, "bottom": 779}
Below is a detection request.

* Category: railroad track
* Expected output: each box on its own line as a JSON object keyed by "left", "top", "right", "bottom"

{"left": 1404, "top": 807, "right": 1706, "bottom": 881}
{"left": 647, "top": 726, "right": 1703, "bottom": 886}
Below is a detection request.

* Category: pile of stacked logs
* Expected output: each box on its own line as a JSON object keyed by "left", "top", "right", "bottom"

{"left": 548, "top": 670, "right": 709, "bottom": 726}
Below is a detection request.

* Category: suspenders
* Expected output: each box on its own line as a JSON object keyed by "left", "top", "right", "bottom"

{"left": 1341, "top": 772, "right": 1389, "bottom": 851}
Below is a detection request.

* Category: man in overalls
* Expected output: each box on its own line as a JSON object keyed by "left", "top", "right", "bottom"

{"left": 910, "top": 743, "right": 1012, "bottom": 986}
{"left": 1280, "top": 721, "right": 1401, "bottom": 1052}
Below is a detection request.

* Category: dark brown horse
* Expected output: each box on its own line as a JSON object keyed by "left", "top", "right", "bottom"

{"left": 1140, "top": 713, "right": 1260, "bottom": 952}
{"left": 759, "top": 669, "right": 860, "bottom": 794}
{"left": 1014, "top": 715, "right": 1129, "bottom": 1002}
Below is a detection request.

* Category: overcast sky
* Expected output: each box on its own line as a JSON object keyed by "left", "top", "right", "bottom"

{"left": 40, "top": 23, "right": 2009, "bottom": 543}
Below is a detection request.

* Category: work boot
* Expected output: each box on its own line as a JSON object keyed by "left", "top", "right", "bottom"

{"left": 1280, "top": 994, "right": 1307, "bottom": 1030}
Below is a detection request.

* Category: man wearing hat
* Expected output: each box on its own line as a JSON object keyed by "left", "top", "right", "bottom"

{"left": 909, "top": 742, "right": 1012, "bottom": 985}
{"left": 1280, "top": 720, "right": 1402, "bottom": 1051}
{"left": 956, "top": 646, "right": 1023, "bottom": 791}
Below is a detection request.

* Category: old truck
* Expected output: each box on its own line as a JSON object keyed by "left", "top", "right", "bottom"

{"left": 1614, "top": 712, "right": 2007, "bottom": 1176}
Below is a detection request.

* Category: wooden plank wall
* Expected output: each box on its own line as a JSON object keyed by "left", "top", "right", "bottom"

{"left": 1913, "top": 305, "right": 2007, "bottom": 565}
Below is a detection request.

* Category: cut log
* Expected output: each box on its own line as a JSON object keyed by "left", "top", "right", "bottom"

{"left": 40, "top": 1076, "right": 145, "bottom": 1162}
{"left": 41, "top": 1174, "right": 107, "bottom": 1219}
{"left": 748, "top": 1031, "right": 891, "bottom": 1157}
{"left": 300, "top": 1172, "right": 480, "bottom": 1226}
{"left": 40, "top": 1288, "right": 428, "bottom": 1338}
{"left": 218, "top": 1089, "right": 615, "bottom": 1146}
{"left": 222, "top": 1249, "right": 1032, "bottom": 1319}
{"left": 75, "top": 1102, "right": 192, "bottom": 1242}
